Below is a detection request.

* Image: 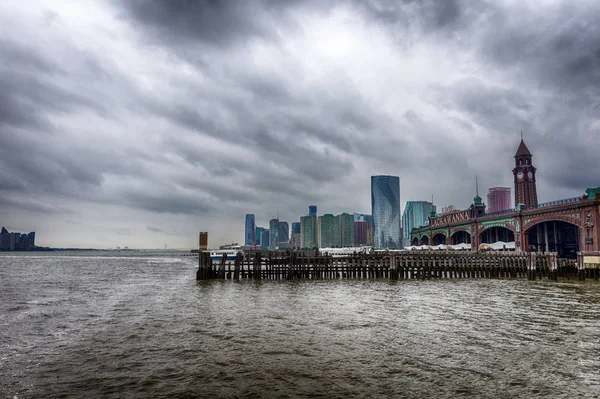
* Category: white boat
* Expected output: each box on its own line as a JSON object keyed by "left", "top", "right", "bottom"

{"left": 209, "top": 249, "right": 241, "bottom": 260}
{"left": 318, "top": 247, "right": 372, "bottom": 257}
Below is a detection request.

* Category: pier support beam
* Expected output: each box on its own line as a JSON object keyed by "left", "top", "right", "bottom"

{"left": 196, "top": 251, "right": 213, "bottom": 280}
{"left": 389, "top": 255, "right": 398, "bottom": 280}
{"left": 577, "top": 252, "right": 586, "bottom": 281}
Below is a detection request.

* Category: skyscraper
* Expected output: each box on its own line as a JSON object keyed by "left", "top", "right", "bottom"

{"left": 371, "top": 175, "right": 401, "bottom": 249}
{"left": 318, "top": 214, "right": 339, "bottom": 248}
{"left": 245, "top": 214, "right": 255, "bottom": 246}
{"left": 309, "top": 205, "right": 317, "bottom": 218}
{"left": 255, "top": 227, "right": 265, "bottom": 247}
{"left": 300, "top": 215, "right": 317, "bottom": 249}
{"left": 354, "top": 221, "right": 370, "bottom": 246}
{"left": 487, "top": 187, "right": 511, "bottom": 213}
{"left": 261, "top": 229, "right": 270, "bottom": 250}
{"left": 402, "top": 201, "right": 436, "bottom": 239}
{"left": 337, "top": 213, "right": 354, "bottom": 247}
{"left": 291, "top": 222, "right": 301, "bottom": 235}
{"left": 269, "top": 219, "right": 279, "bottom": 249}
{"left": 277, "top": 221, "right": 289, "bottom": 244}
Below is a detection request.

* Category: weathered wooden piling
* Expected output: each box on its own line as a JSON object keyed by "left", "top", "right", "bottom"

{"left": 196, "top": 251, "right": 213, "bottom": 280}
{"left": 196, "top": 250, "right": 591, "bottom": 281}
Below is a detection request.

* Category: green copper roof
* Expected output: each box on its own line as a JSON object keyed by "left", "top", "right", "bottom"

{"left": 586, "top": 187, "right": 600, "bottom": 200}
{"left": 473, "top": 195, "right": 483, "bottom": 205}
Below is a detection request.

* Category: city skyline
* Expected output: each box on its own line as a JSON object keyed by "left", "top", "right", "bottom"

{"left": 1, "top": 1, "right": 599, "bottom": 249}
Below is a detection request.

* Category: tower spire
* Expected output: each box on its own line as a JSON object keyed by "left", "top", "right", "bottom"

{"left": 476, "top": 175, "right": 479, "bottom": 197}
{"left": 521, "top": 129, "right": 523, "bottom": 140}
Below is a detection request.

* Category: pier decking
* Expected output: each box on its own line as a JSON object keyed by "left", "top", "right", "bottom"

{"left": 196, "top": 251, "right": 599, "bottom": 281}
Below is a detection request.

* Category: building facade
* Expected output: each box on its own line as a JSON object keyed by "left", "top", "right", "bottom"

{"left": 261, "top": 229, "right": 270, "bottom": 250}
{"left": 244, "top": 214, "right": 255, "bottom": 246}
{"left": 354, "top": 221, "right": 370, "bottom": 246}
{"left": 371, "top": 175, "right": 402, "bottom": 249}
{"left": 318, "top": 214, "right": 339, "bottom": 248}
{"left": 403, "top": 201, "right": 436, "bottom": 239}
{"left": 487, "top": 187, "right": 511, "bottom": 213}
{"left": 337, "top": 213, "right": 354, "bottom": 247}
{"left": 255, "top": 227, "right": 265, "bottom": 248}
{"left": 411, "top": 138, "right": 600, "bottom": 258}
{"left": 269, "top": 219, "right": 279, "bottom": 249}
{"left": 309, "top": 205, "right": 317, "bottom": 218}
{"left": 301, "top": 216, "right": 317, "bottom": 249}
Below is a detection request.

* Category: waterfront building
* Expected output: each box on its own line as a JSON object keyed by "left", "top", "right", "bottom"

{"left": 338, "top": 213, "right": 354, "bottom": 247}
{"left": 28, "top": 232, "right": 35, "bottom": 247}
{"left": 0, "top": 227, "right": 8, "bottom": 250}
{"left": 300, "top": 215, "right": 317, "bottom": 248}
{"left": 410, "top": 137, "right": 600, "bottom": 257}
{"left": 403, "top": 201, "right": 436, "bottom": 239}
{"left": 309, "top": 205, "right": 317, "bottom": 218}
{"left": 255, "top": 227, "right": 265, "bottom": 248}
{"left": 318, "top": 214, "right": 339, "bottom": 248}
{"left": 291, "top": 232, "right": 301, "bottom": 248}
{"left": 261, "top": 229, "right": 270, "bottom": 250}
{"left": 269, "top": 219, "right": 289, "bottom": 249}
{"left": 244, "top": 214, "right": 255, "bottom": 246}
{"left": 354, "top": 221, "right": 370, "bottom": 246}
{"left": 487, "top": 187, "right": 511, "bottom": 213}
{"left": 269, "top": 219, "right": 278, "bottom": 249}
{"left": 371, "top": 175, "right": 402, "bottom": 249}
{"left": 277, "top": 222, "right": 289, "bottom": 244}
{"left": 291, "top": 222, "right": 300, "bottom": 235}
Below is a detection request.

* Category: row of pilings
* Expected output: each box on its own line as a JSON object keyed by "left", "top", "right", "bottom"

{"left": 197, "top": 251, "right": 598, "bottom": 281}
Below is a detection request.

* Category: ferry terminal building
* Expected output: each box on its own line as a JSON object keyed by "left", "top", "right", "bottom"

{"left": 410, "top": 139, "right": 600, "bottom": 258}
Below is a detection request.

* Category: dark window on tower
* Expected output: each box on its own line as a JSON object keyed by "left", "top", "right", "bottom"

{"left": 526, "top": 159, "right": 529, "bottom": 165}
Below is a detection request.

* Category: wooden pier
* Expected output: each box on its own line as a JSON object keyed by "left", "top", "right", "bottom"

{"left": 196, "top": 251, "right": 599, "bottom": 281}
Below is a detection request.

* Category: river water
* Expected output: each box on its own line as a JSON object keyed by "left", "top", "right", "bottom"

{"left": 1, "top": 253, "right": 600, "bottom": 398}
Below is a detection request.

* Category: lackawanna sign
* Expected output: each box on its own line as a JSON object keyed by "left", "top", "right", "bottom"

{"left": 430, "top": 211, "right": 470, "bottom": 227}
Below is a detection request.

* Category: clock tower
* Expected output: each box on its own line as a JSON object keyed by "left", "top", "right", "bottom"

{"left": 512, "top": 137, "right": 538, "bottom": 207}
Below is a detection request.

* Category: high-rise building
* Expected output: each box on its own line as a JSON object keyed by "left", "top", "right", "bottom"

{"left": 309, "top": 205, "right": 317, "bottom": 218}
{"left": 402, "top": 201, "right": 436, "bottom": 239}
{"left": 318, "top": 214, "right": 339, "bottom": 248}
{"left": 245, "top": 214, "right": 255, "bottom": 246}
{"left": 269, "top": 219, "right": 279, "bottom": 249}
{"left": 255, "top": 227, "right": 265, "bottom": 248}
{"left": 261, "top": 229, "right": 270, "bottom": 250}
{"left": 291, "top": 222, "right": 301, "bottom": 235}
{"left": 337, "top": 213, "right": 354, "bottom": 247}
{"left": 300, "top": 215, "right": 317, "bottom": 249}
{"left": 371, "top": 175, "right": 401, "bottom": 249}
{"left": 0, "top": 227, "right": 9, "bottom": 250}
{"left": 277, "top": 222, "right": 289, "bottom": 244}
{"left": 354, "top": 221, "right": 370, "bottom": 246}
{"left": 487, "top": 187, "right": 511, "bottom": 213}
{"left": 28, "top": 232, "right": 35, "bottom": 247}
{"left": 353, "top": 213, "right": 374, "bottom": 245}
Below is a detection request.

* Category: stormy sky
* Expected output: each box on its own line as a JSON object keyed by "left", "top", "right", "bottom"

{"left": 1, "top": 0, "right": 599, "bottom": 249}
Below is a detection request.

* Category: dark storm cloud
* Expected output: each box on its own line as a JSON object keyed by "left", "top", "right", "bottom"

{"left": 2, "top": 0, "right": 599, "bottom": 248}
{"left": 116, "top": 0, "right": 305, "bottom": 47}
{"left": 0, "top": 40, "right": 109, "bottom": 130}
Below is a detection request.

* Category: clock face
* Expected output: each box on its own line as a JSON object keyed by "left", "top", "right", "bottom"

{"left": 527, "top": 171, "right": 533, "bottom": 179}
{"left": 517, "top": 171, "right": 524, "bottom": 180}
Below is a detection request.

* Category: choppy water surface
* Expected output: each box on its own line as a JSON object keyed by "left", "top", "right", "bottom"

{"left": 1, "top": 253, "right": 600, "bottom": 398}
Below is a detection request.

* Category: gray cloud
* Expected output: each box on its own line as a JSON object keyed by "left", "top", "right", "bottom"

{"left": 0, "top": 0, "right": 598, "bottom": 248}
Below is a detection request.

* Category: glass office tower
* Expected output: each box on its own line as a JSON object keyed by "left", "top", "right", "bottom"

{"left": 371, "top": 175, "right": 401, "bottom": 249}
{"left": 245, "top": 214, "right": 255, "bottom": 246}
